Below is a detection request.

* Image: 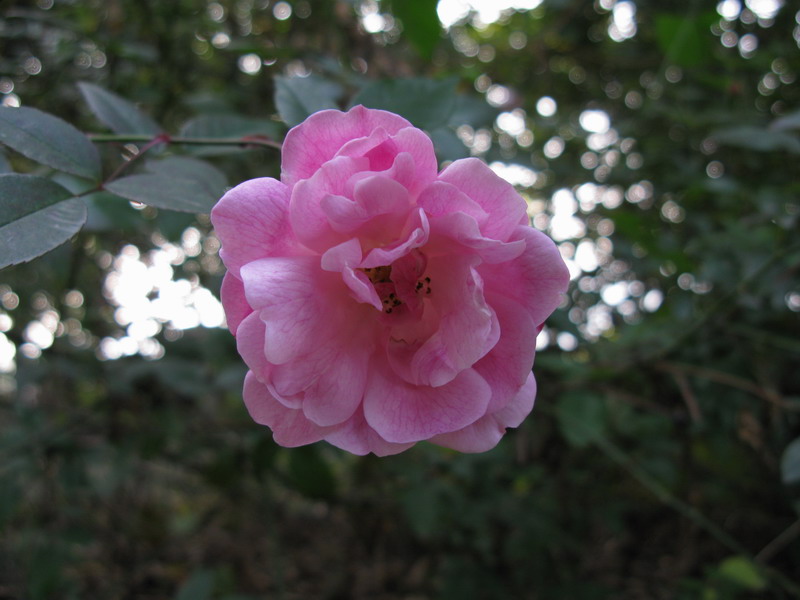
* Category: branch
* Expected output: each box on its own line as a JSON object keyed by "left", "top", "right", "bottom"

{"left": 88, "top": 132, "right": 282, "bottom": 150}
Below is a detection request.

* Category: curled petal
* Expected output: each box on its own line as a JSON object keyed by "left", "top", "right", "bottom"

{"left": 235, "top": 312, "right": 270, "bottom": 383}
{"left": 220, "top": 272, "right": 252, "bottom": 335}
{"left": 282, "top": 106, "right": 412, "bottom": 188}
{"left": 240, "top": 256, "right": 351, "bottom": 365}
{"left": 417, "top": 180, "right": 488, "bottom": 225}
{"left": 474, "top": 293, "right": 538, "bottom": 413}
{"left": 211, "top": 177, "right": 298, "bottom": 277}
{"left": 300, "top": 346, "right": 370, "bottom": 426}
{"left": 388, "top": 257, "right": 499, "bottom": 387}
{"left": 321, "top": 239, "right": 382, "bottom": 309}
{"left": 426, "top": 211, "right": 525, "bottom": 264}
{"left": 290, "top": 156, "right": 368, "bottom": 252}
{"left": 437, "top": 158, "right": 528, "bottom": 242}
{"left": 321, "top": 175, "right": 409, "bottom": 237}
{"left": 324, "top": 408, "right": 415, "bottom": 456}
{"left": 479, "top": 225, "right": 571, "bottom": 326}
{"left": 364, "top": 364, "right": 491, "bottom": 444}
{"left": 243, "top": 371, "right": 330, "bottom": 447}
{"left": 430, "top": 373, "right": 536, "bottom": 453}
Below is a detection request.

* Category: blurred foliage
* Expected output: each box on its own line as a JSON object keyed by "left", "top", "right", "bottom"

{"left": 1, "top": 0, "right": 799, "bottom": 598}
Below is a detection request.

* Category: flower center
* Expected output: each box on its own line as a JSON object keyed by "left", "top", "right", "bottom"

{"left": 360, "top": 265, "right": 432, "bottom": 314}
{"left": 362, "top": 265, "right": 392, "bottom": 285}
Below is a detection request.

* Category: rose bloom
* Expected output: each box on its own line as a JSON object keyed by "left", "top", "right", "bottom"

{"left": 211, "top": 106, "right": 569, "bottom": 456}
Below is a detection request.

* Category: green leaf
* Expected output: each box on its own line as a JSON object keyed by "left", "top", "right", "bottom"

{"left": 655, "top": 13, "right": 717, "bottom": 68}
{"left": 274, "top": 75, "right": 342, "bottom": 127}
{"left": 287, "top": 445, "right": 336, "bottom": 500}
{"left": 391, "top": 0, "right": 441, "bottom": 59}
{"left": 770, "top": 109, "right": 800, "bottom": 132}
{"left": 555, "top": 393, "right": 607, "bottom": 448}
{"left": 105, "top": 156, "right": 227, "bottom": 213}
{"left": 716, "top": 556, "right": 767, "bottom": 591}
{"left": 0, "top": 107, "right": 101, "bottom": 181}
{"left": 429, "top": 127, "right": 469, "bottom": 162}
{"left": 78, "top": 82, "right": 162, "bottom": 135}
{"left": 174, "top": 569, "right": 214, "bottom": 600}
{"left": 448, "top": 94, "right": 498, "bottom": 128}
{"left": 179, "top": 114, "right": 282, "bottom": 156}
{"left": 712, "top": 126, "right": 800, "bottom": 153}
{"left": 351, "top": 78, "right": 458, "bottom": 129}
{"left": 781, "top": 437, "right": 800, "bottom": 485}
{"left": 0, "top": 174, "right": 86, "bottom": 269}
{"left": 0, "top": 150, "right": 10, "bottom": 174}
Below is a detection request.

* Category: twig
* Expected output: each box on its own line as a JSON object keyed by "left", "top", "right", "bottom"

{"left": 102, "top": 133, "right": 170, "bottom": 185}
{"left": 643, "top": 240, "right": 800, "bottom": 363}
{"left": 88, "top": 133, "right": 282, "bottom": 150}
{"left": 655, "top": 361, "right": 796, "bottom": 411}
{"left": 756, "top": 519, "right": 800, "bottom": 564}
{"left": 671, "top": 370, "right": 703, "bottom": 423}
{"left": 592, "top": 434, "right": 800, "bottom": 597}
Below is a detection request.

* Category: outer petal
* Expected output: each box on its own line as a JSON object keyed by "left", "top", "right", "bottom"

{"left": 473, "top": 293, "right": 538, "bottom": 413}
{"left": 425, "top": 211, "right": 525, "bottom": 264}
{"left": 478, "top": 224, "right": 570, "bottom": 326}
{"left": 235, "top": 312, "right": 270, "bottom": 382}
{"left": 363, "top": 364, "right": 491, "bottom": 444}
{"left": 281, "top": 105, "right": 412, "bottom": 188}
{"left": 324, "top": 408, "right": 415, "bottom": 456}
{"left": 240, "top": 256, "right": 349, "bottom": 365}
{"left": 300, "top": 338, "right": 371, "bottom": 427}
{"left": 243, "top": 371, "right": 330, "bottom": 447}
{"left": 221, "top": 272, "right": 252, "bottom": 335}
{"left": 417, "top": 180, "right": 488, "bottom": 225}
{"left": 210, "top": 177, "right": 298, "bottom": 277}
{"left": 430, "top": 374, "right": 536, "bottom": 452}
{"left": 437, "top": 158, "right": 528, "bottom": 242}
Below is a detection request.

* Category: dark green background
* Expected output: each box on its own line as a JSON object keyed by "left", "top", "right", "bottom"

{"left": 0, "top": 0, "right": 799, "bottom": 598}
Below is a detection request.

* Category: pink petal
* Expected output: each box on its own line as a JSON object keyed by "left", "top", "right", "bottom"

{"left": 430, "top": 374, "right": 536, "bottom": 453}
{"left": 493, "top": 372, "right": 537, "bottom": 428}
{"left": 281, "top": 106, "right": 412, "bottom": 188}
{"left": 473, "top": 293, "right": 538, "bottom": 413}
{"left": 321, "top": 239, "right": 382, "bottom": 310}
{"left": 363, "top": 364, "right": 491, "bottom": 444}
{"left": 361, "top": 208, "right": 429, "bottom": 268}
{"left": 324, "top": 408, "right": 414, "bottom": 456}
{"left": 210, "top": 177, "right": 298, "bottom": 277}
{"left": 220, "top": 272, "right": 252, "bottom": 335}
{"left": 437, "top": 158, "right": 528, "bottom": 242}
{"left": 383, "top": 127, "right": 438, "bottom": 195}
{"left": 417, "top": 180, "right": 488, "bottom": 224}
{"left": 301, "top": 343, "right": 370, "bottom": 426}
{"left": 335, "top": 126, "right": 437, "bottom": 194}
{"left": 235, "top": 312, "right": 270, "bottom": 382}
{"left": 243, "top": 371, "right": 330, "bottom": 447}
{"left": 426, "top": 211, "right": 525, "bottom": 264}
{"left": 387, "top": 256, "right": 500, "bottom": 387}
{"left": 239, "top": 256, "right": 350, "bottom": 365}
{"left": 321, "top": 175, "right": 410, "bottom": 237}
{"left": 289, "top": 156, "right": 368, "bottom": 253}
{"left": 478, "top": 225, "right": 570, "bottom": 326}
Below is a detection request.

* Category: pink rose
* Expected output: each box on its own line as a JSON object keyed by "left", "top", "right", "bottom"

{"left": 211, "top": 106, "right": 569, "bottom": 456}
